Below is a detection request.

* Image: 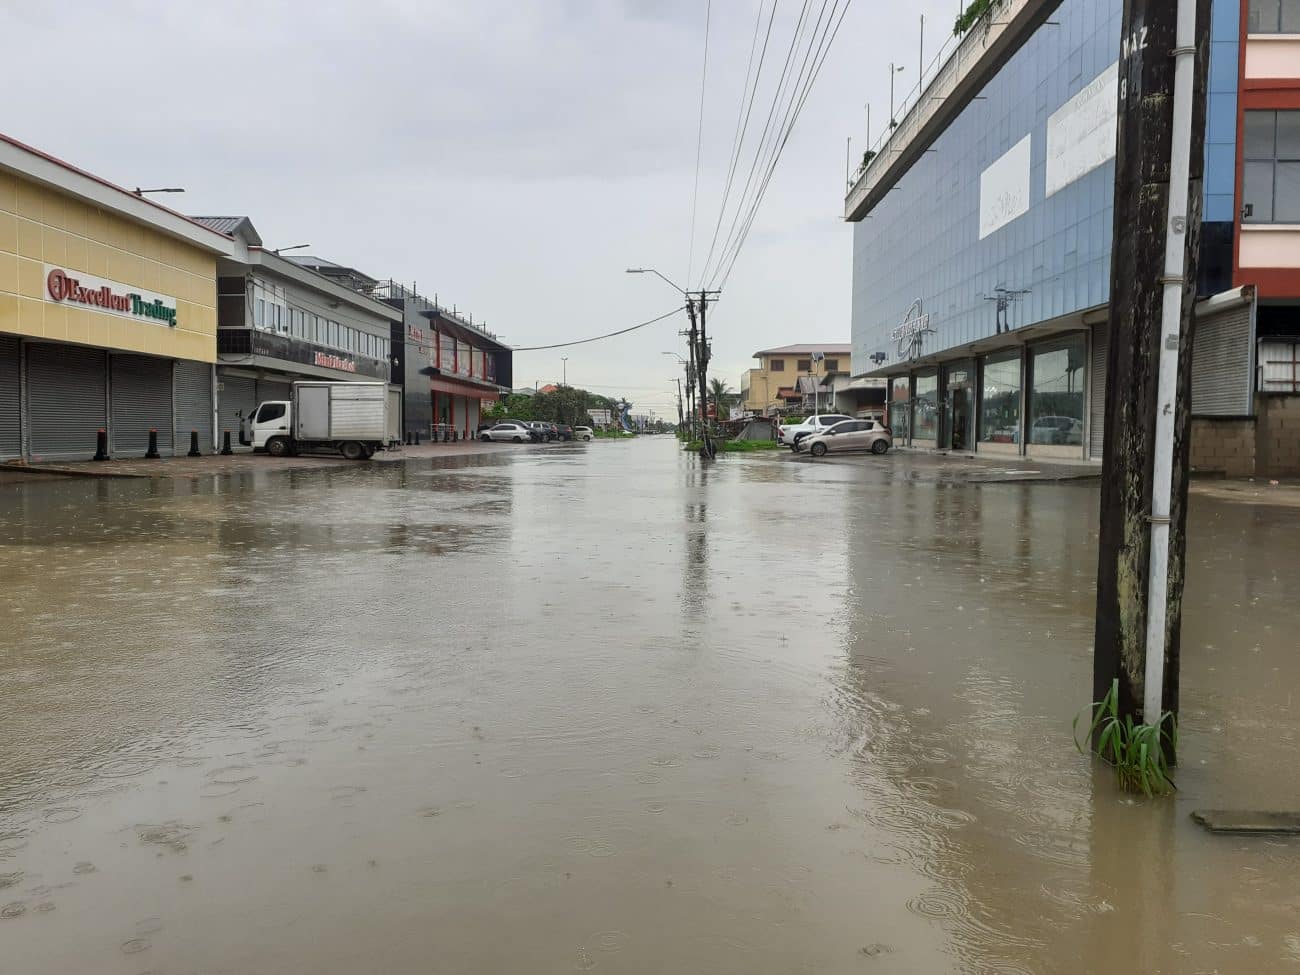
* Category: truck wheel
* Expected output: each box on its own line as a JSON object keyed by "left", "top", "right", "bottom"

{"left": 362, "top": 446, "right": 376, "bottom": 459}
{"left": 266, "top": 436, "right": 290, "bottom": 458}
{"left": 340, "top": 441, "right": 365, "bottom": 461}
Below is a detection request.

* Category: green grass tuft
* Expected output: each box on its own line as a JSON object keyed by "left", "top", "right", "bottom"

{"left": 1074, "top": 679, "right": 1178, "bottom": 797}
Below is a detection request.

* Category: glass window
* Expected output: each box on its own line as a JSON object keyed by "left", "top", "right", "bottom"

{"left": 797, "top": 359, "right": 812, "bottom": 371}
{"left": 979, "top": 352, "right": 1022, "bottom": 444}
{"left": 1244, "top": 111, "right": 1300, "bottom": 223}
{"left": 824, "top": 359, "right": 839, "bottom": 371}
{"left": 1278, "top": 162, "right": 1300, "bottom": 221}
{"left": 1244, "top": 161, "right": 1275, "bottom": 222}
{"left": 255, "top": 298, "right": 265, "bottom": 328}
{"left": 1248, "top": 0, "right": 1300, "bottom": 32}
{"left": 769, "top": 359, "right": 785, "bottom": 372}
{"left": 1028, "top": 336, "right": 1086, "bottom": 447}
{"left": 256, "top": 403, "right": 286, "bottom": 422}
{"left": 913, "top": 371, "right": 939, "bottom": 440}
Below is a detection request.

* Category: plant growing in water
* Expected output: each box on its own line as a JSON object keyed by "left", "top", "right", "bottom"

{"left": 1074, "top": 679, "right": 1178, "bottom": 797}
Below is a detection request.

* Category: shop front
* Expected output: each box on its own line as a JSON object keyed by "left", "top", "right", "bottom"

{"left": 2, "top": 134, "right": 232, "bottom": 461}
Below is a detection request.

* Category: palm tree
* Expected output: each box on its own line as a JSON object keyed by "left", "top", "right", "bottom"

{"left": 709, "top": 378, "right": 734, "bottom": 420}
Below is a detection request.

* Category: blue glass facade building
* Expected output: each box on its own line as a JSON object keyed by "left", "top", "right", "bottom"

{"left": 849, "top": 0, "right": 1242, "bottom": 458}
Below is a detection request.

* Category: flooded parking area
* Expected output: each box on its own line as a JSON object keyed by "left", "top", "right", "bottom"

{"left": 1, "top": 439, "right": 1297, "bottom": 974}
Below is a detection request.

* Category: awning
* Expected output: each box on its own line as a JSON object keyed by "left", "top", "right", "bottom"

{"left": 430, "top": 375, "right": 503, "bottom": 399}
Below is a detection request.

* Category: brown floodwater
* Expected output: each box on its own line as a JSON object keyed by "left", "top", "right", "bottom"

{"left": 0, "top": 439, "right": 1297, "bottom": 974}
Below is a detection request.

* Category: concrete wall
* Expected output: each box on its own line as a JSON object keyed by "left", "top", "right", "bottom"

{"left": 1191, "top": 417, "right": 1257, "bottom": 477}
{"left": 1190, "top": 396, "right": 1300, "bottom": 477}
{"left": 1257, "top": 394, "right": 1300, "bottom": 475}
{"left": 1, "top": 169, "right": 218, "bottom": 362}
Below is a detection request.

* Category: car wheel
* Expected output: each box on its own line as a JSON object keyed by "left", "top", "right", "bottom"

{"left": 513, "top": 436, "right": 524, "bottom": 443}
{"left": 810, "top": 442, "right": 828, "bottom": 457}
{"left": 266, "top": 436, "right": 290, "bottom": 458}
{"left": 480, "top": 434, "right": 491, "bottom": 441}
{"left": 871, "top": 439, "right": 889, "bottom": 455}
{"left": 339, "top": 441, "right": 365, "bottom": 461}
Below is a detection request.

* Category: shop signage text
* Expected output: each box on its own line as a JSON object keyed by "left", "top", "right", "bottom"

{"left": 314, "top": 351, "right": 357, "bottom": 372}
{"left": 45, "top": 266, "right": 178, "bottom": 327}
{"left": 892, "top": 299, "right": 934, "bottom": 361}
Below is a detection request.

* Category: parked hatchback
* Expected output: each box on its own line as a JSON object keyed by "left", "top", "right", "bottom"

{"left": 573, "top": 426, "right": 594, "bottom": 441}
{"left": 481, "top": 421, "right": 532, "bottom": 443}
{"left": 800, "top": 419, "right": 892, "bottom": 457}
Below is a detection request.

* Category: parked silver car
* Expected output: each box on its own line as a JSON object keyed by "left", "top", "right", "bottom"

{"left": 800, "top": 418, "right": 892, "bottom": 457}
{"left": 481, "top": 421, "right": 532, "bottom": 443}
{"left": 574, "top": 426, "right": 594, "bottom": 441}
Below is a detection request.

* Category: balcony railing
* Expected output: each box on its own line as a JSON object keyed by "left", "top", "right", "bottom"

{"left": 844, "top": 0, "right": 1062, "bottom": 221}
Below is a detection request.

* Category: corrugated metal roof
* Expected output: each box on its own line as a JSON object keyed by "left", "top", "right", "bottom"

{"left": 752, "top": 343, "right": 852, "bottom": 357}
{"left": 190, "top": 215, "right": 262, "bottom": 246}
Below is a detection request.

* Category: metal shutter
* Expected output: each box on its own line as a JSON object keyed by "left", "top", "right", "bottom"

{"left": 257, "top": 379, "right": 292, "bottom": 403}
{"left": 1089, "top": 321, "right": 1108, "bottom": 460}
{"left": 218, "top": 373, "right": 258, "bottom": 451}
{"left": 0, "top": 337, "right": 20, "bottom": 460}
{"left": 1191, "top": 303, "right": 1253, "bottom": 415}
{"left": 110, "top": 354, "right": 174, "bottom": 458}
{"left": 26, "top": 344, "right": 106, "bottom": 461}
{"left": 174, "top": 360, "right": 214, "bottom": 455}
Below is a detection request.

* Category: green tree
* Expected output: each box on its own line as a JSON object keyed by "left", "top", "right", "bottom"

{"left": 709, "top": 378, "right": 735, "bottom": 419}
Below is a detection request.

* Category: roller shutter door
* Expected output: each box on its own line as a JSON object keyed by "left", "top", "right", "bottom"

{"left": 26, "top": 344, "right": 106, "bottom": 461}
{"left": 1089, "top": 322, "right": 1108, "bottom": 460}
{"left": 257, "top": 379, "right": 293, "bottom": 403}
{"left": 467, "top": 398, "right": 479, "bottom": 435}
{"left": 218, "top": 373, "right": 257, "bottom": 451}
{"left": 1191, "top": 302, "right": 1253, "bottom": 416}
{"left": 174, "top": 360, "right": 214, "bottom": 455}
{"left": 0, "top": 337, "right": 20, "bottom": 460}
{"left": 110, "top": 354, "right": 173, "bottom": 458}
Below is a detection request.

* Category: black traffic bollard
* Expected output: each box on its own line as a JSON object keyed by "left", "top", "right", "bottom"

{"left": 145, "top": 429, "right": 160, "bottom": 459}
{"left": 221, "top": 430, "right": 233, "bottom": 455}
{"left": 414, "top": 430, "right": 421, "bottom": 445}
{"left": 93, "top": 429, "right": 110, "bottom": 462}
{"left": 188, "top": 430, "right": 201, "bottom": 457}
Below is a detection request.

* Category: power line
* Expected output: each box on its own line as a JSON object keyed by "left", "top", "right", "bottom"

{"left": 710, "top": 0, "right": 836, "bottom": 287}
{"left": 697, "top": 0, "right": 776, "bottom": 289}
{"left": 508, "top": 307, "right": 686, "bottom": 351}
{"left": 715, "top": 0, "right": 854, "bottom": 290}
{"left": 685, "top": 0, "right": 713, "bottom": 289}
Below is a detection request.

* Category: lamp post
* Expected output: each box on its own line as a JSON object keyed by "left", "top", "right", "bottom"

{"left": 561, "top": 356, "right": 568, "bottom": 386}
{"left": 889, "top": 63, "right": 906, "bottom": 129}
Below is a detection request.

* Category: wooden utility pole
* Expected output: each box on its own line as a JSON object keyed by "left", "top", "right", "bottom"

{"left": 684, "top": 308, "right": 699, "bottom": 439}
{"left": 1094, "top": 0, "right": 1211, "bottom": 731}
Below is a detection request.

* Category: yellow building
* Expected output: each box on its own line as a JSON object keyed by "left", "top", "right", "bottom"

{"left": 740, "top": 343, "right": 851, "bottom": 415}
{"left": 1, "top": 133, "right": 235, "bottom": 461}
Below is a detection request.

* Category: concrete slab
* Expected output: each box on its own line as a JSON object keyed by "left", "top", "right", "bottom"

{"left": 1192, "top": 810, "right": 1300, "bottom": 834}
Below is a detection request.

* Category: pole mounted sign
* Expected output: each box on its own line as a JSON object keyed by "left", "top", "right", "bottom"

{"left": 44, "top": 266, "right": 178, "bottom": 327}
{"left": 891, "top": 298, "right": 933, "bottom": 361}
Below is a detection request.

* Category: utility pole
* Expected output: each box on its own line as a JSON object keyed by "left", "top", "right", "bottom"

{"left": 675, "top": 378, "right": 685, "bottom": 430}
{"left": 1094, "top": 0, "right": 1210, "bottom": 737}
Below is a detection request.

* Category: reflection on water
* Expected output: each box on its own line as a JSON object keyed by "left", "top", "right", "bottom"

{"left": 0, "top": 441, "right": 1296, "bottom": 974}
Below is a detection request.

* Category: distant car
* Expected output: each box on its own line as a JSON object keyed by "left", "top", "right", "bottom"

{"left": 779, "top": 413, "right": 853, "bottom": 449}
{"left": 574, "top": 426, "right": 594, "bottom": 441}
{"left": 527, "top": 421, "right": 556, "bottom": 442}
{"left": 1030, "top": 415, "right": 1083, "bottom": 446}
{"left": 555, "top": 424, "right": 574, "bottom": 441}
{"left": 481, "top": 421, "right": 531, "bottom": 443}
{"left": 800, "top": 419, "right": 892, "bottom": 458}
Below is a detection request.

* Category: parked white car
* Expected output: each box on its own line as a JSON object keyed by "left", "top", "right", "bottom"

{"left": 778, "top": 413, "right": 853, "bottom": 450}
{"left": 481, "top": 421, "right": 532, "bottom": 443}
{"left": 574, "top": 426, "right": 594, "bottom": 441}
{"left": 1030, "top": 415, "right": 1084, "bottom": 446}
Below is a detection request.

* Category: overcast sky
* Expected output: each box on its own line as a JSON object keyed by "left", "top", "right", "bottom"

{"left": 2, "top": 0, "right": 956, "bottom": 416}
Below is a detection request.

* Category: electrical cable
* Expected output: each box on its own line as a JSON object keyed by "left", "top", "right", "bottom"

{"left": 685, "top": 0, "right": 713, "bottom": 289}
{"left": 508, "top": 307, "right": 687, "bottom": 352}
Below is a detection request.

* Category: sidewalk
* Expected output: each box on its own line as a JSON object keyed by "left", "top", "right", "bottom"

{"left": 2, "top": 439, "right": 546, "bottom": 479}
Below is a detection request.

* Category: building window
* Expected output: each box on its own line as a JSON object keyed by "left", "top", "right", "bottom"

{"left": 769, "top": 359, "right": 785, "bottom": 372}
{"left": 797, "top": 358, "right": 812, "bottom": 372}
{"left": 1248, "top": 0, "right": 1300, "bottom": 32}
{"left": 824, "top": 358, "right": 839, "bottom": 371}
{"left": 913, "top": 370, "right": 939, "bottom": 440}
{"left": 1028, "top": 336, "right": 1086, "bottom": 447}
{"left": 1243, "top": 111, "right": 1300, "bottom": 223}
{"left": 979, "top": 352, "right": 1022, "bottom": 444}
{"left": 255, "top": 298, "right": 265, "bottom": 328}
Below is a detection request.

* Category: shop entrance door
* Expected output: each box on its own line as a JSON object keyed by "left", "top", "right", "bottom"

{"left": 941, "top": 363, "right": 974, "bottom": 451}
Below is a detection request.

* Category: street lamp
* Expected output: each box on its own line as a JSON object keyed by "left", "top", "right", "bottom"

{"left": 133, "top": 187, "right": 185, "bottom": 196}
{"left": 561, "top": 356, "right": 568, "bottom": 385}
{"left": 625, "top": 267, "right": 686, "bottom": 295}
{"left": 889, "top": 63, "right": 906, "bottom": 129}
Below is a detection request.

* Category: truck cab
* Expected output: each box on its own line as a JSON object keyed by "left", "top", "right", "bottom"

{"left": 242, "top": 401, "right": 291, "bottom": 452}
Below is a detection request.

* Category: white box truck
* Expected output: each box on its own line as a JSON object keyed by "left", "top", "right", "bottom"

{"left": 241, "top": 381, "right": 389, "bottom": 460}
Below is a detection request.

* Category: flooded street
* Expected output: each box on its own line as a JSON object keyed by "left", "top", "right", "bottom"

{"left": 1, "top": 438, "right": 1298, "bottom": 974}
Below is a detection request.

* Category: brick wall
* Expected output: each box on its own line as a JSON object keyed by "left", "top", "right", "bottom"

{"left": 1190, "top": 417, "right": 1257, "bottom": 477}
{"left": 1257, "top": 395, "right": 1300, "bottom": 476}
